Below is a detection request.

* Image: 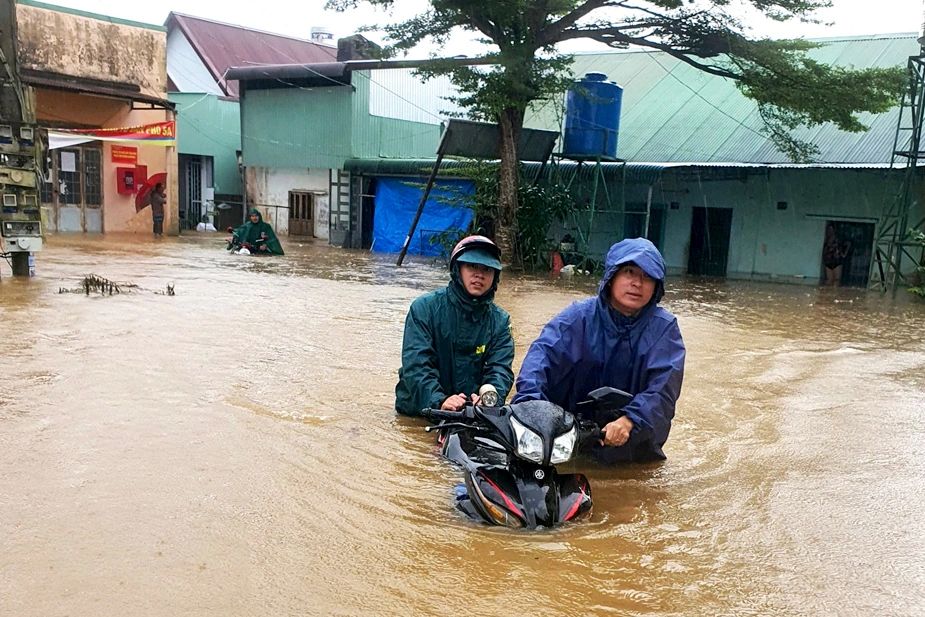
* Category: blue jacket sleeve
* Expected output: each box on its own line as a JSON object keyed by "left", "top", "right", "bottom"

{"left": 481, "top": 312, "right": 515, "bottom": 402}
{"left": 400, "top": 301, "right": 447, "bottom": 411}
{"left": 512, "top": 308, "right": 584, "bottom": 406}
{"left": 621, "top": 319, "right": 685, "bottom": 442}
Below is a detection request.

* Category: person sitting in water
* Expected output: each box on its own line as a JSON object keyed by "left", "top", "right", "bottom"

{"left": 395, "top": 235, "right": 514, "bottom": 415}
{"left": 512, "top": 237, "right": 685, "bottom": 465}
{"left": 226, "top": 208, "right": 285, "bottom": 255}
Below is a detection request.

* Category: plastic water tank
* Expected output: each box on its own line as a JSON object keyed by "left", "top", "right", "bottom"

{"left": 562, "top": 73, "right": 623, "bottom": 159}
{"left": 310, "top": 26, "right": 336, "bottom": 47}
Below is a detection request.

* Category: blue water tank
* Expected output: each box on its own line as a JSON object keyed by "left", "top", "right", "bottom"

{"left": 562, "top": 73, "right": 623, "bottom": 159}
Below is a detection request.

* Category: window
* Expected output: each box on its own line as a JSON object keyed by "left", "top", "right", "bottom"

{"left": 40, "top": 144, "right": 103, "bottom": 208}
{"left": 84, "top": 148, "right": 101, "bottom": 206}
{"left": 58, "top": 149, "right": 81, "bottom": 205}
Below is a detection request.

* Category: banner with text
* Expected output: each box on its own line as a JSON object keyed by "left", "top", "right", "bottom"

{"left": 49, "top": 121, "right": 176, "bottom": 148}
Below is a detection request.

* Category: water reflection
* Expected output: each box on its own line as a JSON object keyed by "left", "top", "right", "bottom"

{"left": 1, "top": 233, "right": 924, "bottom": 616}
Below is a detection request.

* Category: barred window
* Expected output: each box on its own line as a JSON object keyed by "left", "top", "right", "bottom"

{"left": 57, "top": 149, "right": 81, "bottom": 205}
{"left": 84, "top": 148, "right": 101, "bottom": 206}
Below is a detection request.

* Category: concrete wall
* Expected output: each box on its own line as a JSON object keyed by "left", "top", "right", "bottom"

{"left": 17, "top": 2, "right": 167, "bottom": 97}
{"left": 247, "top": 167, "right": 330, "bottom": 240}
{"left": 558, "top": 166, "right": 920, "bottom": 284}
{"left": 659, "top": 168, "right": 909, "bottom": 281}
{"left": 171, "top": 93, "right": 242, "bottom": 197}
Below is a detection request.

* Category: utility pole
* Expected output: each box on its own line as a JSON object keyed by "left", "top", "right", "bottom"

{"left": 0, "top": 0, "right": 42, "bottom": 277}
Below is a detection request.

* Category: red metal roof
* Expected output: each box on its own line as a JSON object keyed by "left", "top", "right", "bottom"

{"left": 167, "top": 12, "right": 337, "bottom": 98}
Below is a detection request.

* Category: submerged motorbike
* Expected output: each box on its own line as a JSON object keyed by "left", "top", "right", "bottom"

{"left": 422, "top": 386, "right": 633, "bottom": 529}
{"left": 226, "top": 226, "right": 268, "bottom": 255}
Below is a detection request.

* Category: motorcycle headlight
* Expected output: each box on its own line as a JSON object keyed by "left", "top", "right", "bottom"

{"left": 550, "top": 425, "right": 578, "bottom": 464}
{"left": 510, "top": 416, "right": 543, "bottom": 463}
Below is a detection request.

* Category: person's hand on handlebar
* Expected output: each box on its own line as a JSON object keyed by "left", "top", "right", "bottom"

{"left": 600, "top": 416, "right": 634, "bottom": 447}
{"left": 441, "top": 393, "right": 469, "bottom": 410}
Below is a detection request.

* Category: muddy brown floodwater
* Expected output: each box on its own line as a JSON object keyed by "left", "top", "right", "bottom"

{"left": 2, "top": 234, "right": 925, "bottom": 617}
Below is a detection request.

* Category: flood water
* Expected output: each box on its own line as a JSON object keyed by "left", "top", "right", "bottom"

{"left": 2, "top": 234, "right": 925, "bottom": 616}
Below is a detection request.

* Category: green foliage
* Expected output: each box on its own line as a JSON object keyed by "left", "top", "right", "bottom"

{"left": 907, "top": 229, "right": 925, "bottom": 299}
{"left": 453, "top": 162, "right": 581, "bottom": 270}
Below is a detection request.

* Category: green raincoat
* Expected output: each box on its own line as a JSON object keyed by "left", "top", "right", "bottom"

{"left": 395, "top": 263, "right": 515, "bottom": 416}
{"left": 228, "top": 208, "right": 284, "bottom": 255}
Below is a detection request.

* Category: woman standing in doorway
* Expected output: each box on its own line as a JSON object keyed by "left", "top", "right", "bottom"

{"left": 823, "top": 224, "right": 851, "bottom": 286}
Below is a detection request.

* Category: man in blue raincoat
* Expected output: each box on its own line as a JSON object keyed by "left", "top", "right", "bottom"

{"left": 395, "top": 235, "right": 515, "bottom": 416}
{"left": 512, "top": 238, "right": 685, "bottom": 464}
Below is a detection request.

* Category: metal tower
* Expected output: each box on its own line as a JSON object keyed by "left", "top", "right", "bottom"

{"left": 869, "top": 35, "right": 925, "bottom": 292}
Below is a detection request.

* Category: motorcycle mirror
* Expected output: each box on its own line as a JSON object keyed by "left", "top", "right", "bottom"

{"left": 584, "top": 386, "right": 634, "bottom": 410}
{"left": 226, "top": 226, "right": 234, "bottom": 233}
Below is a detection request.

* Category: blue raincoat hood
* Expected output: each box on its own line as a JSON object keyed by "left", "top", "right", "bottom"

{"left": 598, "top": 238, "right": 666, "bottom": 309}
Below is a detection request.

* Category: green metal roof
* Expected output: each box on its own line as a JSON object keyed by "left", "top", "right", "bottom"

{"left": 525, "top": 34, "right": 920, "bottom": 165}
{"left": 343, "top": 158, "right": 667, "bottom": 184}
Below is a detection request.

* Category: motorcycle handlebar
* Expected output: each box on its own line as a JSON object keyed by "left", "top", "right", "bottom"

{"left": 579, "top": 423, "right": 605, "bottom": 444}
{"left": 421, "top": 408, "right": 465, "bottom": 421}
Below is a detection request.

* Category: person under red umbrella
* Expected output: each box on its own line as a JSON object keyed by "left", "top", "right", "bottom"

{"left": 149, "top": 183, "right": 166, "bottom": 236}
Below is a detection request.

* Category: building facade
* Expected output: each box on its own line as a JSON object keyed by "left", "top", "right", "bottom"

{"left": 229, "top": 33, "right": 923, "bottom": 287}
{"left": 17, "top": 0, "right": 177, "bottom": 234}
{"left": 166, "top": 12, "right": 337, "bottom": 230}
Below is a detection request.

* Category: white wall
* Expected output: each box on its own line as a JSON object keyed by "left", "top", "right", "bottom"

{"left": 248, "top": 167, "right": 330, "bottom": 240}
{"left": 657, "top": 167, "right": 913, "bottom": 281}
{"left": 366, "top": 69, "right": 465, "bottom": 125}
{"left": 166, "top": 28, "right": 224, "bottom": 95}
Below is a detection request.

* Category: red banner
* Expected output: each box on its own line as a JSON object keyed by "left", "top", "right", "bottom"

{"left": 52, "top": 121, "right": 176, "bottom": 145}
{"left": 111, "top": 145, "right": 138, "bottom": 164}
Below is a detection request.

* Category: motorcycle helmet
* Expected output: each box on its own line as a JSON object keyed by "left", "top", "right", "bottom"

{"left": 449, "top": 235, "right": 502, "bottom": 272}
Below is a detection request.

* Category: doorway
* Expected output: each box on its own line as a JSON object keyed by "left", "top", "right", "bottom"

{"left": 624, "top": 203, "right": 666, "bottom": 250}
{"left": 289, "top": 191, "right": 314, "bottom": 236}
{"left": 688, "top": 207, "right": 733, "bottom": 276}
{"left": 822, "top": 221, "right": 875, "bottom": 287}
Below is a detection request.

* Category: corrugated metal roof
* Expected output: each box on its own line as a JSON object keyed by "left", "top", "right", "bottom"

{"left": 343, "top": 158, "right": 667, "bottom": 184}
{"left": 525, "top": 34, "right": 921, "bottom": 165}
{"left": 167, "top": 12, "right": 337, "bottom": 98}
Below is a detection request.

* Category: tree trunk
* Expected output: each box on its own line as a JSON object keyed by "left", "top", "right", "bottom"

{"left": 496, "top": 106, "right": 523, "bottom": 268}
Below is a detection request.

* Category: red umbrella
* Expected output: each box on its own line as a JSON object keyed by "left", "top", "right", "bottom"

{"left": 135, "top": 172, "right": 168, "bottom": 213}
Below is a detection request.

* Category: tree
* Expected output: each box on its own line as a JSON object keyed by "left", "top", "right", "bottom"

{"left": 327, "top": 0, "right": 906, "bottom": 266}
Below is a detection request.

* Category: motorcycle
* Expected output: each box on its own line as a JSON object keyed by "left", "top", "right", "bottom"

{"left": 226, "top": 226, "right": 268, "bottom": 255}
{"left": 422, "top": 386, "right": 633, "bottom": 529}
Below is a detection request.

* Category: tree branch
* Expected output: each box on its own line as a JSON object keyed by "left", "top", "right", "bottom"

{"left": 563, "top": 27, "right": 743, "bottom": 79}
{"left": 538, "top": 0, "right": 618, "bottom": 47}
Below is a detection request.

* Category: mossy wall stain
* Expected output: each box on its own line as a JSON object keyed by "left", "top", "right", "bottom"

{"left": 16, "top": 5, "right": 166, "bottom": 95}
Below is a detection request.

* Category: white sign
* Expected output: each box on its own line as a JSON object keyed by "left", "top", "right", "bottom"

{"left": 60, "top": 151, "right": 77, "bottom": 173}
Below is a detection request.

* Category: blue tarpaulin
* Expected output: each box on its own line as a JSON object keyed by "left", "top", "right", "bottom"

{"left": 372, "top": 177, "right": 475, "bottom": 256}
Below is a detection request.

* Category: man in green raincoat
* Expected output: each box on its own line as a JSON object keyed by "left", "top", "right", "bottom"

{"left": 226, "top": 208, "right": 285, "bottom": 255}
{"left": 395, "top": 235, "right": 515, "bottom": 415}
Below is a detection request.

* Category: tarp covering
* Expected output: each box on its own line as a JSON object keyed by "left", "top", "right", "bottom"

{"left": 372, "top": 177, "right": 474, "bottom": 256}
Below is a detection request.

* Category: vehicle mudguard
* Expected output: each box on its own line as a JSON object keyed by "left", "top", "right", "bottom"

{"left": 556, "top": 473, "right": 593, "bottom": 523}
{"left": 464, "top": 463, "right": 568, "bottom": 529}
